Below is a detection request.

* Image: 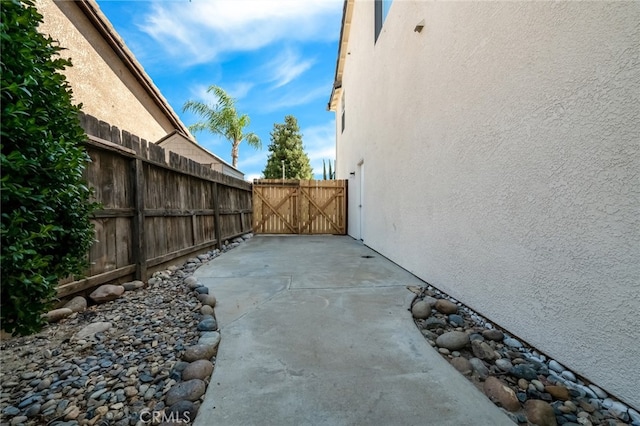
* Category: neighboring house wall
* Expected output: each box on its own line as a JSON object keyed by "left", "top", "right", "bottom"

{"left": 157, "top": 132, "right": 245, "bottom": 180}
{"left": 36, "top": 0, "right": 178, "bottom": 141}
{"left": 35, "top": 1, "right": 244, "bottom": 179}
{"left": 333, "top": 0, "right": 640, "bottom": 408}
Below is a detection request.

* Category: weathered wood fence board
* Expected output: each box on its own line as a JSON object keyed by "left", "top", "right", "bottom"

{"left": 253, "top": 179, "right": 347, "bottom": 235}
{"left": 57, "top": 113, "right": 252, "bottom": 298}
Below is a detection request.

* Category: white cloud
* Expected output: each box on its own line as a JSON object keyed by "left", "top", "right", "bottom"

{"left": 238, "top": 151, "right": 269, "bottom": 169}
{"left": 302, "top": 120, "right": 336, "bottom": 176}
{"left": 139, "top": 0, "right": 342, "bottom": 65}
{"left": 262, "top": 84, "right": 331, "bottom": 112}
{"left": 265, "top": 49, "right": 315, "bottom": 88}
{"left": 244, "top": 173, "right": 263, "bottom": 182}
{"left": 188, "top": 81, "right": 254, "bottom": 106}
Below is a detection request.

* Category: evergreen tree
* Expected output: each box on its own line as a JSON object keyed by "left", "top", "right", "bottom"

{"left": 262, "top": 115, "right": 313, "bottom": 179}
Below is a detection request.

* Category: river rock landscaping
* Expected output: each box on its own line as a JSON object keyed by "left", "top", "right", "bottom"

{"left": 0, "top": 235, "right": 252, "bottom": 426}
{"left": 409, "top": 285, "right": 639, "bottom": 426}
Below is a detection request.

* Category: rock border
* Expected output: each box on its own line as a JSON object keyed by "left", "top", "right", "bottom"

{"left": 408, "top": 285, "right": 639, "bottom": 426}
{"left": 0, "top": 234, "right": 252, "bottom": 426}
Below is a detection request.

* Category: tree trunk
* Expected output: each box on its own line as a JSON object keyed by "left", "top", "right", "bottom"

{"left": 231, "top": 141, "right": 239, "bottom": 168}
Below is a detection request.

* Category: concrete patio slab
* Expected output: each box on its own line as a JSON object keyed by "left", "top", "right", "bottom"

{"left": 193, "top": 235, "right": 513, "bottom": 426}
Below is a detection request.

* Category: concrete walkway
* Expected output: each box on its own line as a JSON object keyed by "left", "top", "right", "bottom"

{"left": 193, "top": 235, "right": 513, "bottom": 426}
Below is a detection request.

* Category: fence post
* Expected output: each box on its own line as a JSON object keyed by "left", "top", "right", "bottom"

{"left": 132, "top": 158, "right": 147, "bottom": 281}
{"left": 213, "top": 182, "right": 222, "bottom": 250}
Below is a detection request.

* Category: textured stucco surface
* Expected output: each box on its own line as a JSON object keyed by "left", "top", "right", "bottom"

{"left": 36, "top": 1, "right": 173, "bottom": 141}
{"left": 335, "top": 1, "right": 640, "bottom": 408}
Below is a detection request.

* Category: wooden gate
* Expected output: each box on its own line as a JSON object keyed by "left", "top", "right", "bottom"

{"left": 253, "top": 179, "right": 347, "bottom": 234}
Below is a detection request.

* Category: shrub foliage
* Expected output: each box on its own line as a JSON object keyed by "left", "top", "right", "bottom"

{"left": 1, "top": 0, "right": 97, "bottom": 335}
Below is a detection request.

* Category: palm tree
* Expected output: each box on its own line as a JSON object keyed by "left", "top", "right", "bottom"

{"left": 183, "top": 85, "right": 261, "bottom": 168}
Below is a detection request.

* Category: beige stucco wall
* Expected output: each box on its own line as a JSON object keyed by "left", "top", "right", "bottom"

{"left": 159, "top": 134, "right": 220, "bottom": 167}
{"left": 158, "top": 134, "right": 245, "bottom": 180}
{"left": 36, "top": 0, "right": 173, "bottom": 141}
{"left": 335, "top": 1, "right": 640, "bottom": 408}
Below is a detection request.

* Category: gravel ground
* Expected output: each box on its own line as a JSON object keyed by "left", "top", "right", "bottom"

{"left": 0, "top": 238, "right": 249, "bottom": 426}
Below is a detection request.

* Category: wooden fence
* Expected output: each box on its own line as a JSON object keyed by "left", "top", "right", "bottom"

{"left": 57, "top": 113, "right": 252, "bottom": 298}
{"left": 253, "top": 179, "right": 347, "bottom": 235}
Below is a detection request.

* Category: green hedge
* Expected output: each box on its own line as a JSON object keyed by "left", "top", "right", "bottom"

{"left": 1, "top": 0, "right": 97, "bottom": 335}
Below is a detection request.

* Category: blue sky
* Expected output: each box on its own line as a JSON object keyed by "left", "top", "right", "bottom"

{"left": 95, "top": 0, "right": 343, "bottom": 181}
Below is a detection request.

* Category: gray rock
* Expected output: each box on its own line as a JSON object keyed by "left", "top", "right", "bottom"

{"left": 469, "top": 358, "right": 489, "bottom": 380}
{"left": 173, "top": 361, "right": 190, "bottom": 372}
{"left": 24, "top": 404, "right": 42, "bottom": 417}
{"left": 45, "top": 308, "right": 73, "bottom": 323}
{"left": 411, "top": 301, "right": 431, "bottom": 319}
{"left": 148, "top": 277, "right": 162, "bottom": 287}
{"left": 510, "top": 364, "right": 538, "bottom": 381}
{"left": 561, "top": 370, "right": 576, "bottom": 382}
{"left": 471, "top": 340, "right": 495, "bottom": 360}
{"left": 435, "top": 331, "right": 469, "bottom": 351}
{"left": 200, "top": 305, "right": 214, "bottom": 316}
{"left": 524, "top": 399, "right": 557, "bottom": 426}
{"left": 503, "top": 337, "right": 523, "bottom": 348}
{"left": 424, "top": 317, "right": 446, "bottom": 329}
{"left": 197, "top": 294, "right": 216, "bottom": 307}
{"left": 3, "top": 406, "right": 20, "bottom": 416}
{"left": 63, "top": 296, "right": 87, "bottom": 313}
{"left": 608, "top": 400, "right": 629, "bottom": 419}
{"left": 165, "top": 379, "right": 206, "bottom": 406}
{"left": 587, "top": 384, "right": 607, "bottom": 399}
{"left": 184, "top": 275, "right": 202, "bottom": 290}
{"left": 122, "top": 280, "right": 144, "bottom": 291}
{"left": 421, "top": 296, "right": 438, "bottom": 307}
{"left": 549, "top": 359, "right": 566, "bottom": 373}
{"left": 75, "top": 322, "right": 112, "bottom": 339}
{"left": 90, "top": 388, "right": 108, "bottom": 400}
{"left": 183, "top": 343, "right": 218, "bottom": 362}
{"left": 450, "top": 357, "right": 473, "bottom": 375}
{"left": 495, "top": 358, "right": 513, "bottom": 372}
{"left": 89, "top": 284, "right": 125, "bottom": 303}
{"left": 482, "top": 329, "right": 504, "bottom": 341}
{"left": 123, "top": 386, "right": 138, "bottom": 397}
{"left": 198, "top": 331, "right": 221, "bottom": 347}
{"left": 18, "top": 396, "right": 42, "bottom": 408}
{"left": 197, "top": 315, "right": 218, "bottom": 331}
{"left": 448, "top": 314, "right": 464, "bottom": 327}
{"left": 36, "top": 378, "right": 51, "bottom": 391}
{"left": 63, "top": 405, "right": 80, "bottom": 420}
{"left": 469, "top": 333, "right": 484, "bottom": 342}
{"left": 10, "top": 416, "right": 28, "bottom": 425}
{"left": 434, "top": 299, "right": 458, "bottom": 314}
{"left": 420, "top": 329, "right": 438, "bottom": 340}
{"left": 194, "top": 286, "right": 209, "bottom": 295}
{"left": 182, "top": 359, "right": 214, "bottom": 381}
{"left": 575, "top": 384, "right": 597, "bottom": 399}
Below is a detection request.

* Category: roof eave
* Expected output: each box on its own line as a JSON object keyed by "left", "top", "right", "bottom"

{"left": 328, "top": 0, "right": 354, "bottom": 112}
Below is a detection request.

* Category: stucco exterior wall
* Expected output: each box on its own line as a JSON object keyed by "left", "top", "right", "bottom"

{"left": 335, "top": 1, "right": 640, "bottom": 408}
{"left": 158, "top": 134, "right": 245, "bottom": 180}
{"left": 159, "top": 135, "right": 221, "bottom": 168}
{"left": 36, "top": 0, "right": 173, "bottom": 141}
